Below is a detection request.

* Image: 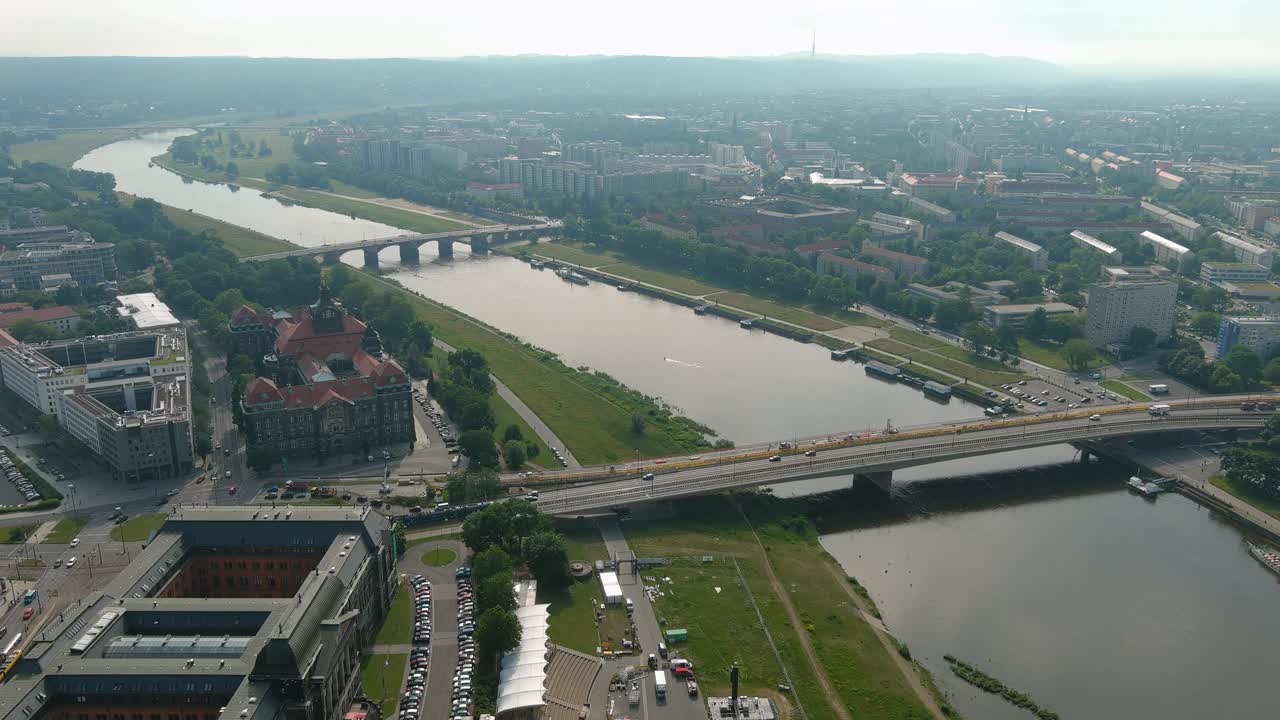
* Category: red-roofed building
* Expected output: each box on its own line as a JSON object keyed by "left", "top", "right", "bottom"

{"left": 817, "top": 253, "right": 894, "bottom": 283}
{"left": 235, "top": 285, "right": 415, "bottom": 459}
{"left": 0, "top": 304, "right": 80, "bottom": 334}
{"left": 795, "top": 240, "right": 849, "bottom": 259}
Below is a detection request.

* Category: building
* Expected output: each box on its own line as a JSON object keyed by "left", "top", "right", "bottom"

{"left": 0, "top": 326, "right": 193, "bottom": 482}
{"left": 233, "top": 286, "right": 415, "bottom": 460}
{"left": 865, "top": 212, "right": 923, "bottom": 240}
{"left": 983, "top": 302, "right": 1078, "bottom": 328}
{"left": 1140, "top": 201, "right": 1203, "bottom": 242}
{"left": 1069, "top": 230, "right": 1123, "bottom": 263}
{"left": 907, "top": 282, "right": 1007, "bottom": 307}
{"left": 1084, "top": 279, "right": 1178, "bottom": 347}
{"left": 1200, "top": 262, "right": 1270, "bottom": 286}
{"left": 464, "top": 182, "right": 524, "bottom": 201}
{"left": 863, "top": 245, "right": 930, "bottom": 278}
{"left": 0, "top": 225, "right": 74, "bottom": 244}
{"left": 1228, "top": 199, "right": 1280, "bottom": 230}
{"left": 700, "top": 195, "right": 852, "bottom": 236}
{"left": 1101, "top": 265, "right": 1173, "bottom": 281}
{"left": 708, "top": 697, "right": 776, "bottom": 720}
{"left": 0, "top": 232, "right": 116, "bottom": 291}
{"left": 982, "top": 279, "right": 1018, "bottom": 296}
{"left": 0, "top": 506, "right": 398, "bottom": 720}
{"left": 993, "top": 231, "right": 1048, "bottom": 270}
{"left": 994, "top": 152, "right": 1058, "bottom": 174}
{"left": 365, "top": 139, "right": 400, "bottom": 170}
{"left": 0, "top": 305, "right": 80, "bottom": 334}
{"left": 1214, "top": 231, "right": 1275, "bottom": 267}
{"left": 116, "top": 292, "right": 181, "bottom": 329}
{"left": 1155, "top": 169, "right": 1185, "bottom": 189}
{"left": 1218, "top": 281, "right": 1280, "bottom": 300}
{"left": 1217, "top": 317, "right": 1280, "bottom": 359}
{"left": 906, "top": 196, "right": 956, "bottom": 224}
{"left": 1264, "top": 215, "right": 1280, "bottom": 239}
{"left": 709, "top": 142, "right": 746, "bottom": 166}
{"left": 422, "top": 143, "right": 468, "bottom": 171}
{"left": 817, "top": 253, "right": 893, "bottom": 283}
{"left": 896, "top": 173, "right": 975, "bottom": 199}
{"left": 794, "top": 240, "right": 848, "bottom": 259}
{"left": 1137, "top": 230, "right": 1191, "bottom": 265}
{"left": 495, "top": 583, "right": 552, "bottom": 720}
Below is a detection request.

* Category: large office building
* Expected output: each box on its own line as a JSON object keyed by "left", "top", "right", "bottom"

{"left": 0, "top": 231, "right": 116, "bottom": 292}
{"left": 0, "top": 324, "right": 193, "bottom": 482}
{"left": 1217, "top": 317, "right": 1280, "bottom": 359}
{"left": 1084, "top": 279, "right": 1178, "bottom": 347}
{"left": 0, "top": 507, "right": 398, "bottom": 720}
{"left": 232, "top": 286, "right": 415, "bottom": 460}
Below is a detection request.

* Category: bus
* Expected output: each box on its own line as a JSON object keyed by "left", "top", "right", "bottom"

{"left": 0, "top": 632, "right": 23, "bottom": 684}
{"left": 22, "top": 590, "right": 36, "bottom": 606}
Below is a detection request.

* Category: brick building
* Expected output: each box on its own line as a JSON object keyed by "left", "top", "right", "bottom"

{"left": 232, "top": 286, "right": 415, "bottom": 459}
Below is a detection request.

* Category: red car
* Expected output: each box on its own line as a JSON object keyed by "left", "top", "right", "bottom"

{"left": 22, "top": 607, "right": 35, "bottom": 620}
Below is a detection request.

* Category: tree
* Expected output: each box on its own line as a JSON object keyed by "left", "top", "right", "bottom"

{"left": 1210, "top": 364, "right": 1244, "bottom": 393}
{"left": 1062, "top": 339, "right": 1096, "bottom": 371}
{"left": 476, "top": 607, "right": 522, "bottom": 663}
{"left": 247, "top": 446, "right": 278, "bottom": 472}
{"left": 1264, "top": 358, "right": 1280, "bottom": 385}
{"left": 449, "top": 468, "right": 503, "bottom": 506}
{"left": 1023, "top": 307, "right": 1049, "bottom": 341}
{"left": 503, "top": 424, "right": 524, "bottom": 442}
{"left": 472, "top": 545, "right": 514, "bottom": 581}
{"left": 503, "top": 439, "right": 526, "bottom": 469}
{"left": 1191, "top": 312, "right": 1223, "bottom": 337}
{"left": 995, "top": 323, "right": 1020, "bottom": 354}
{"left": 961, "top": 322, "right": 996, "bottom": 356}
{"left": 407, "top": 320, "right": 434, "bottom": 353}
{"left": 459, "top": 429, "right": 499, "bottom": 467}
{"left": 1224, "top": 345, "right": 1263, "bottom": 384}
{"left": 1261, "top": 412, "right": 1280, "bottom": 449}
{"left": 1128, "top": 326, "right": 1157, "bottom": 354}
{"left": 630, "top": 413, "right": 646, "bottom": 435}
{"left": 9, "top": 319, "right": 56, "bottom": 343}
{"left": 477, "top": 573, "right": 518, "bottom": 614}
{"left": 933, "top": 299, "right": 971, "bottom": 331}
{"left": 224, "top": 161, "right": 240, "bottom": 179}
{"left": 524, "top": 531, "right": 572, "bottom": 591}
{"left": 55, "top": 284, "right": 83, "bottom": 306}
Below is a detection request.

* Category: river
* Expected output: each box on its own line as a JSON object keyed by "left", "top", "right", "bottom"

{"left": 76, "top": 131, "right": 1280, "bottom": 719}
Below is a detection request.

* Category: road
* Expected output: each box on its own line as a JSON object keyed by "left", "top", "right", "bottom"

{"left": 400, "top": 539, "right": 462, "bottom": 720}
{"left": 239, "top": 221, "right": 562, "bottom": 262}
{"left": 532, "top": 401, "right": 1270, "bottom": 515}
{"left": 188, "top": 322, "right": 250, "bottom": 505}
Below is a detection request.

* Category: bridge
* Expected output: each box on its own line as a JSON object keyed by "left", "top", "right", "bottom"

{"left": 530, "top": 398, "right": 1271, "bottom": 515}
{"left": 237, "top": 220, "right": 561, "bottom": 269}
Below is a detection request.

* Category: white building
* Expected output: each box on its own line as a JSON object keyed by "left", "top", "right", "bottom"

{"left": 994, "top": 231, "right": 1048, "bottom": 270}
{"left": 1137, "top": 230, "right": 1191, "bottom": 266}
{"left": 116, "top": 292, "right": 181, "bottom": 329}
{"left": 1217, "top": 316, "right": 1280, "bottom": 359}
{"left": 1214, "top": 231, "right": 1275, "bottom": 268}
{"left": 1085, "top": 279, "right": 1178, "bottom": 347}
{"left": 1070, "top": 230, "right": 1123, "bottom": 263}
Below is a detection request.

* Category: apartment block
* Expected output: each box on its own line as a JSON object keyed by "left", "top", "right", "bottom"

{"left": 994, "top": 231, "right": 1048, "bottom": 270}
{"left": 1085, "top": 279, "right": 1178, "bottom": 347}
{"left": 1217, "top": 316, "right": 1280, "bottom": 359}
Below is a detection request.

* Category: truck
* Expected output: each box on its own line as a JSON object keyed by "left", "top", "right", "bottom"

{"left": 1149, "top": 404, "right": 1171, "bottom": 416}
{"left": 1148, "top": 384, "right": 1170, "bottom": 394}
{"left": 285, "top": 480, "right": 310, "bottom": 492}
{"left": 310, "top": 486, "right": 336, "bottom": 498}
{"left": 653, "top": 670, "right": 668, "bottom": 701}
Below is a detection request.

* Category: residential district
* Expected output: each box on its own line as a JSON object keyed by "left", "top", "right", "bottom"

{"left": 4, "top": 64, "right": 1280, "bottom": 720}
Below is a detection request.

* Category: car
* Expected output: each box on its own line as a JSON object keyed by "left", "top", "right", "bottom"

{"left": 70, "top": 537, "right": 79, "bottom": 547}
{"left": 225, "top": 471, "right": 233, "bottom": 479}
{"left": 1041, "top": 390, "right": 1049, "bottom": 396}
{"left": 53, "top": 558, "right": 62, "bottom": 568}
{"left": 1089, "top": 414, "right": 1102, "bottom": 421}
{"left": 155, "top": 497, "right": 168, "bottom": 507}
{"left": 67, "top": 556, "right": 77, "bottom": 567}
{"left": 804, "top": 450, "right": 817, "bottom": 457}
{"left": 265, "top": 493, "right": 278, "bottom": 500}
{"left": 215, "top": 442, "right": 222, "bottom": 450}
{"left": 768, "top": 455, "right": 781, "bottom": 462}
{"left": 22, "top": 607, "right": 34, "bottom": 620}
{"left": 166, "top": 488, "right": 179, "bottom": 496}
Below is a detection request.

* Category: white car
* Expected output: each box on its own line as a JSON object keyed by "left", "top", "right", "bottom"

{"left": 67, "top": 556, "right": 77, "bottom": 568}
{"left": 70, "top": 537, "right": 80, "bottom": 547}
{"left": 1089, "top": 414, "right": 1102, "bottom": 421}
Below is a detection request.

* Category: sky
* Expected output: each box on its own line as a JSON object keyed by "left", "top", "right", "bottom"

{"left": 2, "top": 0, "right": 1276, "bottom": 67}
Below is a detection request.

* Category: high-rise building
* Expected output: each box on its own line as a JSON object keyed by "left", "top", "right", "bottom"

{"left": 0, "top": 231, "right": 116, "bottom": 292}
{"left": 709, "top": 142, "right": 746, "bottom": 166}
{"left": 404, "top": 146, "right": 433, "bottom": 178}
{"left": 1217, "top": 316, "right": 1280, "bottom": 359}
{"left": 1085, "top": 279, "right": 1178, "bottom": 347}
{"left": 0, "top": 506, "right": 398, "bottom": 720}
{"left": 422, "top": 143, "right": 468, "bottom": 171}
{"left": 365, "top": 138, "right": 400, "bottom": 169}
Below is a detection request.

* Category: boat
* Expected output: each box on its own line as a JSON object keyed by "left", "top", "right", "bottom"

{"left": 1248, "top": 542, "right": 1280, "bottom": 577}
{"left": 617, "top": 283, "right": 630, "bottom": 291}
{"left": 830, "top": 349, "right": 850, "bottom": 361}
{"left": 556, "top": 268, "right": 589, "bottom": 285}
{"left": 739, "top": 319, "right": 755, "bottom": 329}
{"left": 529, "top": 258, "right": 545, "bottom": 269}
{"left": 1126, "top": 476, "right": 1163, "bottom": 497}
{"left": 693, "top": 305, "right": 709, "bottom": 315}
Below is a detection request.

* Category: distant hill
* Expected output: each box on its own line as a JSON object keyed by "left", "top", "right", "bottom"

{"left": 0, "top": 54, "right": 1070, "bottom": 121}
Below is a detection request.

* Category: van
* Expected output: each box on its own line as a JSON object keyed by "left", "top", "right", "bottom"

{"left": 1149, "top": 404, "right": 1171, "bottom": 417}
{"left": 625, "top": 598, "right": 634, "bottom": 615}
{"left": 653, "top": 670, "right": 667, "bottom": 700}
{"left": 658, "top": 642, "right": 668, "bottom": 659}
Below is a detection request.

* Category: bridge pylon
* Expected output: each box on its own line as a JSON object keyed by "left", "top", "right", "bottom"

{"left": 438, "top": 239, "right": 454, "bottom": 259}
{"left": 399, "top": 241, "right": 422, "bottom": 264}
{"left": 362, "top": 247, "right": 380, "bottom": 269}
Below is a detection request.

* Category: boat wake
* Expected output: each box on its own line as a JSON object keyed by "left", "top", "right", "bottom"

{"left": 664, "top": 357, "right": 703, "bottom": 369}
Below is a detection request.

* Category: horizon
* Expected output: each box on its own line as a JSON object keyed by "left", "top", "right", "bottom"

{"left": 4, "top": 0, "right": 1279, "bottom": 68}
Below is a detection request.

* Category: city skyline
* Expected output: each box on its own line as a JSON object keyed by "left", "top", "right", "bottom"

{"left": 3, "top": 0, "right": 1279, "bottom": 69}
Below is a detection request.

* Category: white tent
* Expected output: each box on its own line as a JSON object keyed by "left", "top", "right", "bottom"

{"left": 495, "top": 604, "right": 551, "bottom": 717}
{"left": 599, "top": 571, "right": 624, "bottom": 605}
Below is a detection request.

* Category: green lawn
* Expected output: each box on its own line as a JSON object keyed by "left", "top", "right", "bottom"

{"left": 529, "top": 243, "right": 618, "bottom": 268}
{"left": 540, "top": 577, "right": 602, "bottom": 655}
{"left": 374, "top": 585, "right": 413, "bottom": 645}
{"left": 830, "top": 309, "right": 890, "bottom": 328}
{"left": 560, "top": 525, "right": 610, "bottom": 564}
{"left": 623, "top": 496, "right": 939, "bottom": 720}
{"left": 272, "top": 188, "right": 467, "bottom": 235}
{"left": 9, "top": 129, "right": 138, "bottom": 167}
{"left": 343, "top": 271, "right": 711, "bottom": 464}
{"left": 1102, "top": 380, "right": 1152, "bottom": 401}
{"left": 45, "top": 517, "right": 89, "bottom": 544}
{"left": 600, "top": 262, "right": 722, "bottom": 296}
{"left": 154, "top": 129, "right": 299, "bottom": 181}
{"left": 887, "top": 326, "right": 949, "bottom": 350}
{"left": 420, "top": 547, "right": 457, "bottom": 566}
{"left": 359, "top": 653, "right": 407, "bottom": 716}
{"left": 0, "top": 524, "right": 39, "bottom": 544}
{"left": 405, "top": 531, "right": 463, "bottom": 547}
{"left": 327, "top": 179, "right": 379, "bottom": 199}
{"left": 867, "top": 338, "right": 1023, "bottom": 387}
{"left": 109, "top": 513, "right": 167, "bottom": 542}
{"left": 160, "top": 205, "right": 295, "bottom": 256}
{"left": 489, "top": 392, "right": 556, "bottom": 470}
{"left": 710, "top": 292, "right": 845, "bottom": 331}
{"left": 1211, "top": 473, "right": 1280, "bottom": 521}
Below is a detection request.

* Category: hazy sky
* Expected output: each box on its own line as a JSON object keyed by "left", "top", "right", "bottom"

{"left": 2, "top": 0, "right": 1275, "bottom": 67}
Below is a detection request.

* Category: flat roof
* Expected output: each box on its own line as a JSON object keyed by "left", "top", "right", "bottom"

{"left": 986, "top": 302, "right": 1078, "bottom": 314}
{"left": 1070, "top": 230, "right": 1120, "bottom": 255}
{"left": 994, "top": 231, "right": 1043, "bottom": 254}
{"left": 116, "top": 292, "right": 180, "bottom": 329}
{"left": 1139, "top": 230, "right": 1190, "bottom": 255}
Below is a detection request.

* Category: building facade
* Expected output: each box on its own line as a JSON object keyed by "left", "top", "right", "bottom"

{"left": 1214, "top": 231, "right": 1275, "bottom": 267}
{"left": 0, "top": 231, "right": 116, "bottom": 291}
{"left": 1084, "top": 279, "right": 1178, "bottom": 347}
{"left": 234, "top": 287, "right": 415, "bottom": 459}
{"left": 1217, "top": 317, "right": 1280, "bottom": 359}
{"left": 1200, "top": 262, "right": 1270, "bottom": 286}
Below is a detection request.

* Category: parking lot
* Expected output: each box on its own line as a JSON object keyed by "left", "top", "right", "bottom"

{"left": 983, "top": 374, "right": 1137, "bottom": 416}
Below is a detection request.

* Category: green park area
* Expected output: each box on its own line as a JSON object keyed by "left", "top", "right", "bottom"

{"left": 341, "top": 270, "right": 713, "bottom": 465}
{"left": 1211, "top": 472, "right": 1280, "bottom": 521}
{"left": 114, "top": 192, "right": 294, "bottom": 256}
{"left": 269, "top": 187, "right": 467, "bottom": 235}
{"left": 110, "top": 513, "right": 167, "bottom": 542}
{"left": 45, "top": 516, "right": 89, "bottom": 544}
{"left": 541, "top": 525, "right": 612, "bottom": 654}
{"left": 359, "top": 653, "right": 407, "bottom": 716}
{"left": 1102, "top": 379, "right": 1152, "bottom": 401}
{"left": 373, "top": 585, "right": 413, "bottom": 645}
{"left": 8, "top": 129, "right": 138, "bottom": 168}
{"left": 709, "top": 291, "right": 845, "bottom": 331}
{"left": 1, "top": 524, "right": 39, "bottom": 544}
{"left": 420, "top": 546, "right": 457, "bottom": 566}
{"left": 152, "top": 129, "right": 298, "bottom": 181}
{"left": 624, "top": 496, "right": 941, "bottom": 720}
{"left": 527, "top": 243, "right": 619, "bottom": 268}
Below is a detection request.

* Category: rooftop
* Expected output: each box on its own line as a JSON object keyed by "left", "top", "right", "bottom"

{"left": 116, "top": 292, "right": 180, "bottom": 329}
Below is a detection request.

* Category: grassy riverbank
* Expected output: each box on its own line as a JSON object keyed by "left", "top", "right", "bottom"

{"left": 114, "top": 192, "right": 295, "bottom": 257}
{"left": 1211, "top": 472, "right": 1280, "bottom": 520}
{"left": 338, "top": 270, "right": 715, "bottom": 465}
{"left": 625, "top": 496, "right": 939, "bottom": 720}
{"left": 9, "top": 129, "right": 140, "bottom": 167}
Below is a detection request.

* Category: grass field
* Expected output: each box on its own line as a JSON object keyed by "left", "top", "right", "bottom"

{"left": 343, "top": 271, "right": 710, "bottom": 464}
{"left": 529, "top": 243, "right": 618, "bottom": 268}
{"left": 9, "top": 129, "right": 138, "bottom": 167}
{"left": 867, "top": 338, "right": 1023, "bottom": 387}
{"left": 161, "top": 205, "right": 295, "bottom": 256}
{"left": 1102, "top": 379, "right": 1152, "bottom": 401}
{"left": 109, "top": 513, "right": 167, "bottom": 542}
{"left": 421, "top": 547, "right": 457, "bottom": 566}
{"left": 1212, "top": 473, "right": 1280, "bottom": 520}
{"left": 710, "top": 292, "right": 845, "bottom": 331}
{"left": 602, "top": 263, "right": 722, "bottom": 296}
{"left": 359, "top": 653, "right": 407, "bottom": 715}
{"left": 540, "top": 577, "right": 602, "bottom": 655}
{"left": 154, "top": 129, "right": 299, "bottom": 182}
{"left": 830, "top": 309, "right": 891, "bottom": 328}
{"left": 374, "top": 585, "right": 412, "bottom": 645}
{"left": 272, "top": 188, "right": 468, "bottom": 235}
{"left": 626, "top": 496, "right": 935, "bottom": 720}
{"left": 1, "top": 524, "right": 39, "bottom": 544}
{"left": 560, "top": 525, "right": 610, "bottom": 564}
{"left": 45, "top": 517, "right": 89, "bottom": 544}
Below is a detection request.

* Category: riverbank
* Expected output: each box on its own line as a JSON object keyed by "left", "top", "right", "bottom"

{"left": 114, "top": 192, "right": 296, "bottom": 257}
{"left": 8, "top": 129, "right": 140, "bottom": 167}
{"left": 332, "top": 267, "right": 717, "bottom": 465}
